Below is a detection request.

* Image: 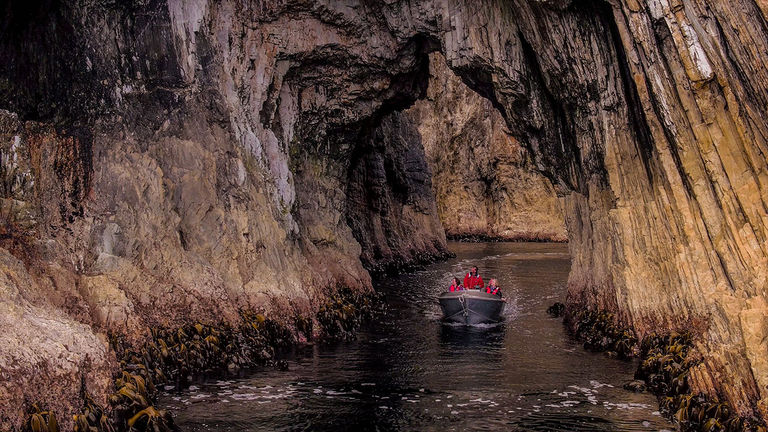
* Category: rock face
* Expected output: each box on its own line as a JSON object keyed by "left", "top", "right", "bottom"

{"left": 346, "top": 110, "right": 450, "bottom": 273}
{"left": 2, "top": 0, "right": 768, "bottom": 427}
{"left": 406, "top": 53, "right": 567, "bottom": 241}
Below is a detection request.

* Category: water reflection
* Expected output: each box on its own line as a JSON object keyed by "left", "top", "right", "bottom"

{"left": 438, "top": 324, "right": 506, "bottom": 354}
{"left": 160, "top": 242, "right": 674, "bottom": 432}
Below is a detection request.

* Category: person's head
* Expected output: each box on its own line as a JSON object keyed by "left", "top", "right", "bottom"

{"left": 451, "top": 277, "right": 459, "bottom": 286}
{"left": 471, "top": 266, "right": 478, "bottom": 276}
{"left": 488, "top": 278, "right": 497, "bottom": 287}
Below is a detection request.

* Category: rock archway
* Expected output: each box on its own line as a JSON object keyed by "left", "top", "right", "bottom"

{"left": 406, "top": 52, "right": 567, "bottom": 242}
{"left": 2, "top": 0, "right": 768, "bottom": 426}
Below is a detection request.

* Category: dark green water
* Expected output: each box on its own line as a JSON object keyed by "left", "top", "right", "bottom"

{"left": 160, "top": 242, "right": 674, "bottom": 431}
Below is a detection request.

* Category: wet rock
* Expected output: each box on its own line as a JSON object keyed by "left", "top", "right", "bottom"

{"left": 547, "top": 302, "right": 566, "bottom": 318}
{"left": 79, "top": 275, "right": 140, "bottom": 332}
{"left": 0, "top": 249, "right": 113, "bottom": 431}
{"left": 623, "top": 380, "right": 647, "bottom": 393}
{"left": 571, "top": 310, "right": 636, "bottom": 358}
{"left": 632, "top": 332, "right": 767, "bottom": 431}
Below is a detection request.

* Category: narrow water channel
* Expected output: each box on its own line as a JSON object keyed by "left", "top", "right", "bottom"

{"left": 160, "top": 242, "right": 674, "bottom": 431}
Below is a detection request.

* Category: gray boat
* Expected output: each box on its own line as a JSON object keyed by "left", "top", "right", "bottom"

{"left": 439, "top": 290, "right": 505, "bottom": 325}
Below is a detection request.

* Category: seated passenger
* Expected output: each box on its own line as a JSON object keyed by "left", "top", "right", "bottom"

{"left": 463, "top": 266, "right": 484, "bottom": 290}
{"left": 449, "top": 277, "right": 464, "bottom": 292}
{"left": 485, "top": 278, "right": 502, "bottom": 297}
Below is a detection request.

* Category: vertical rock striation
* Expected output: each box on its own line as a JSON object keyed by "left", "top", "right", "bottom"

{"left": 2, "top": 0, "right": 768, "bottom": 426}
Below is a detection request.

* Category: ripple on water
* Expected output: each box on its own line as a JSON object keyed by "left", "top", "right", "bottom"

{"left": 160, "top": 242, "right": 673, "bottom": 432}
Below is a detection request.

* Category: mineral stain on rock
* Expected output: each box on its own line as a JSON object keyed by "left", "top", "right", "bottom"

{"left": 1, "top": 0, "right": 768, "bottom": 430}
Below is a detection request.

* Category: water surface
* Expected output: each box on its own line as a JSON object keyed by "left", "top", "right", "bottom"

{"left": 161, "top": 242, "right": 673, "bottom": 431}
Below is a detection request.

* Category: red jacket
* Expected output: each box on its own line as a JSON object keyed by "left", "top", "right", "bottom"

{"left": 464, "top": 273, "right": 484, "bottom": 289}
{"left": 449, "top": 284, "right": 464, "bottom": 292}
{"left": 486, "top": 285, "right": 501, "bottom": 296}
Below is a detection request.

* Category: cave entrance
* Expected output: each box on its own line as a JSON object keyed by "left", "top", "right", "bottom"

{"left": 408, "top": 52, "right": 567, "bottom": 244}
{"left": 343, "top": 52, "right": 568, "bottom": 274}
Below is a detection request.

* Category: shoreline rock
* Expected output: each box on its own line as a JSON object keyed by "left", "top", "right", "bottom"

{"left": 448, "top": 234, "right": 568, "bottom": 243}
{"left": 14, "top": 288, "right": 382, "bottom": 432}
{"left": 565, "top": 308, "right": 767, "bottom": 432}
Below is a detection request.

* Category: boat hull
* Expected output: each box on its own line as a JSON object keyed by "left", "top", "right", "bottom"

{"left": 438, "top": 290, "right": 505, "bottom": 325}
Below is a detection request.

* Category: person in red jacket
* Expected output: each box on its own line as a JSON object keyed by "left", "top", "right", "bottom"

{"left": 463, "top": 266, "right": 484, "bottom": 290}
{"left": 449, "top": 277, "right": 464, "bottom": 292}
{"left": 485, "top": 278, "right": 502, "bottom": 296}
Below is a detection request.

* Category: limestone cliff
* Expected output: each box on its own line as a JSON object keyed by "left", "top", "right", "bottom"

{"left": 2, "top": 0, "right": 768, "bottom": 428}
{"left": 407, "top": 53, "right": 567, "bottom": 241}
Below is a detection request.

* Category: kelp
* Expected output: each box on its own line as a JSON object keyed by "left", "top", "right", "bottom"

{"left": 316, "top": 287, "right": 383, "bottom": 341}
{"left": 571, "top": 309, "right": 636, "bottom": 358}
{"left": 23, "top": 404, "right": 58, "bottom": 432}
{"left": 23, "top": 289, "right": 382, "bottom": 431}
{"left": 567, "top": 307, "right": 766, "bottom": 432}
{"left": 637, "top": 332, "right": 765, "bottom": 432}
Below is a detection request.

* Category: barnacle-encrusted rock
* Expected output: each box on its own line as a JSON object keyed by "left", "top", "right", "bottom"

{"left": 0, "top": 249, "right": 113, "bottom": 431}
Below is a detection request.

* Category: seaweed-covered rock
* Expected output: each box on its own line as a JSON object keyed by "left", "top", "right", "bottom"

{"left": 623, "top": 380, "right": 647, "bottom": 393}
{"left": 635, "top": 332, "right": 766, "bottom": 432}
{"left": 316, "top": 287, "right": 384, "bottom": 341}
{"left": 547, "top": 302, "right": 566, "bottom": 318}
{"left": 571, "top": 310, "right": 636, "bottom": 358}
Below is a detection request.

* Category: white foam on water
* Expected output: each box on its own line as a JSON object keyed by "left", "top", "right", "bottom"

{"left": 230, "top": 393, "right": 257, "bottom": 401}
{"left": 590, "top": 380, "right": 613, "bottom": 389}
